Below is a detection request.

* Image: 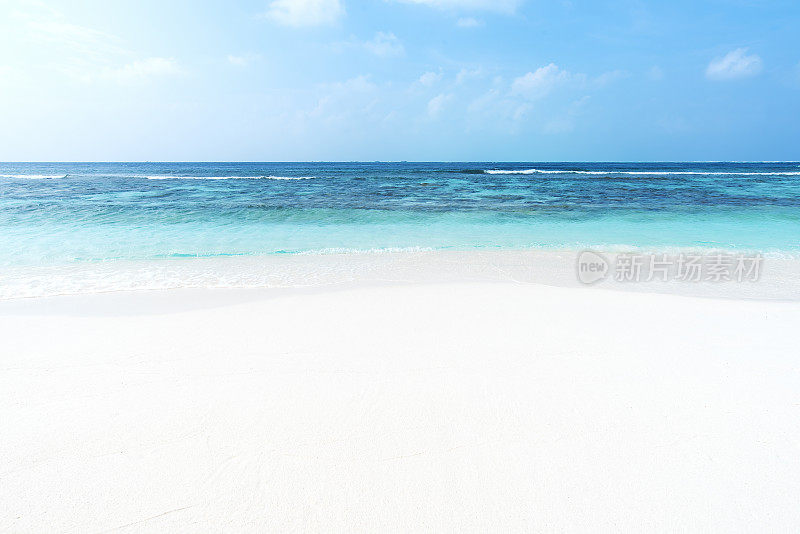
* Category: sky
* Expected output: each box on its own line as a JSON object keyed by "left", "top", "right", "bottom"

{"left": 0, "top": 0, "right": 799, "bottom": 161}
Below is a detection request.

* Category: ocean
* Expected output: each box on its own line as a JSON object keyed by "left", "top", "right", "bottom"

{"left": 1, "top": 161, "right": 799, "bottom": 297}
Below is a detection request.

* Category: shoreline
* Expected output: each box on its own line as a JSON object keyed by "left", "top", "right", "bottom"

{"left": 2, "top": 247, "right": 800, "bottom": 302}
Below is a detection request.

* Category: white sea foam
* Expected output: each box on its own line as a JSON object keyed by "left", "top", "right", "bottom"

{"left": 0, "top": 174, "right": 317, "bottom": 180}
{"left": 484, "top": 169, "right": 548, "bottom": 175}
{"left": 0, "top": 174, "right": 69, "bottom": 179}
{"left": 484, "top": 169, "right": 800, "bottom": 176}
{"left": 0, "top": 249, "right": 436, "bottom": 299}
{"left": 296, "top": 246, "right": 435, "bottom": 255}
{"left": 144, "top": 175, "right": 316, "bottom": 180}
{"left": 2, "top": 248, "right": 799, "bottom": 300}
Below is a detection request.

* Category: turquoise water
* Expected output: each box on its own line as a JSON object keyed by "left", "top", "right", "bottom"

{"left": 1, "top": 162, "right": 799, "bottom": 269}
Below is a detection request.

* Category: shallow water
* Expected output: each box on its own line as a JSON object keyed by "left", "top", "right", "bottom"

{"left": 1, "top": 162, "right": 799, "bottom": 297}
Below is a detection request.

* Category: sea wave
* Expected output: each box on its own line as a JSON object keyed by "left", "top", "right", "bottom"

{"left": 484, "top": 169, "right": 800, "bottom": 176}
{"left": 0, "top": 173, "right": 318, "bottom": 180}
{"left": 0, "top": 174, "right": 69, "bottom": 179}
{"left": 295, "top": 246, "right": 435, "bottom": 255}
{"left": 145, "top": 175, "right": 316, "bottom": 180}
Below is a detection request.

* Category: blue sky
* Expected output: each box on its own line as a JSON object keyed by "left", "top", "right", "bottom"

{"left": 1, "top": 0, "right": 798, "bottom": 161}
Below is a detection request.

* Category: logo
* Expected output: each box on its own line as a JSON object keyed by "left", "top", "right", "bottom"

{"left": 576, "top": 250, "right": 609, "bottom": 284}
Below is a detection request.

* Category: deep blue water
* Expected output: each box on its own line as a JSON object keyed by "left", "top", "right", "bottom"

{"left": 1, "top": 162, "right": 799, "bottom": 267}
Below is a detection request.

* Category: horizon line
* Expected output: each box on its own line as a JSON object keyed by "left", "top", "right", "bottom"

{"left": 3, "top": 160, "right": 799, "bottom": 164}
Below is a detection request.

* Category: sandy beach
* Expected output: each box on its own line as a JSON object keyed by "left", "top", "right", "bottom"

{"left": 3, "top": 276, "right": 800, "bottom": 531}
{"left": 4, "top": 0, "right": 799, "bottom": 528}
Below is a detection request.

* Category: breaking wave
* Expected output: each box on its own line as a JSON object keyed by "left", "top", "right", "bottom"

{"left": 484, "top": 169, "right": 800, "bottom": 176}
{"left": 0, "top": 174, "right": 69, "bottom": 179}
{"left": 145, "top": 175, "right": 317, "bottom": 180}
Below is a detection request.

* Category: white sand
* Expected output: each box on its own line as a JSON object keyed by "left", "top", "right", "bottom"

{"left": 2, "top": 281, "right": 800, "bottom": 531}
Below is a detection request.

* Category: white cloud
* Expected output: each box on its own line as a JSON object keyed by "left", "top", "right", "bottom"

{"left": 456, "top": 17, "right": 482, "bottom": 28}
{"left": 331, "top": 32, "right": 404, "bottom": 58}
{"left": 100, "top": 57, "right": 180, "bottom": 84}
{"left": 511, "top": 63, "right": 580, "bottom": 99}
{"left": 513, "top": 102, "right": 533, "bottom": 121}
{"left": 542, "top": 95, "right": 589, "bottom": 133}
{"left": 394, "top": 0, "right": 522, "bottom": 13}
{"left": 427, "top": 93, "right": 451, "bottom": 118}
{"left": 706, "top": 48, "right": 762, "bottom": 80}
{"left": 456, "top": 67, "right": 483, "bottom": 84}
{"left": 418, "top": 71, "right": 442, "bottom": 86}
{"left": 25, "top": 19, "right": 124, "bottom": 58}
{"left": 301, "top": 75, "right": 379, "bottom": 123}
{"left": 327, "top": 75, "right": 377, "bottom": 93}
{"left": 5, "top": 4, "right": 181, "bottom": 86}
{"left": 262, "top": 0, "right": 344, "bottom": 27}
{"left": 13, "top": 8, "right": 127, "bottom": 79}
{"left": 464, "top": 66, "right": 601, "bottom": 133}
{"left": 592, "top": 69, "right": 626, "bottom": 87}
{"left": 227, "top": 55, "right": 248, "bottom": 66}
{"left": 227, "top": 53, "right": 260, "bottom": 67}
{"left": 364, "top": 32, "right": 404, "bottom": 57}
